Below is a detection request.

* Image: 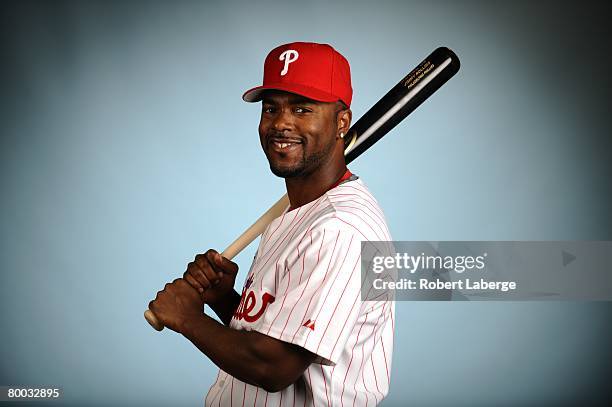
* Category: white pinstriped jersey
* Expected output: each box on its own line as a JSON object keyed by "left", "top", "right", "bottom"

{"left": 205, "top": 176, "right": 395, "bottom": 406}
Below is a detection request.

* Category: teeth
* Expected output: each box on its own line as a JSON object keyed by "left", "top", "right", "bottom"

{"left": 274, "top": 141, "right": 294, "bottom": 149}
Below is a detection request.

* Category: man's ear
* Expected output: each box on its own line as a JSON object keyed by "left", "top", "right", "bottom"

{"left": 337, "top": 108, "right": 352, "bottom": 136}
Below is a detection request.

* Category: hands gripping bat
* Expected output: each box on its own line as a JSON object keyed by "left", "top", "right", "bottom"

{"left": 145, "top": 47, "right": 460, "bottom": 331}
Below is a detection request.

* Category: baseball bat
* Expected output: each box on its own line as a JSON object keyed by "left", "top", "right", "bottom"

{"left": 145, "top": 47, "right": 460, "bottom": 331}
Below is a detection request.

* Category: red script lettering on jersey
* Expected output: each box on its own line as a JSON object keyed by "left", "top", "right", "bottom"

{"left": 233, "top": 286, "right": 276, "bottom": 323}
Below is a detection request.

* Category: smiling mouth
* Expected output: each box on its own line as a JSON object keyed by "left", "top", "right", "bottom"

{"left": 268, "top": 137, "right": 303, "bottom": 152}
{"left": 273, "top": 141, "right": 298, "bottom": 149}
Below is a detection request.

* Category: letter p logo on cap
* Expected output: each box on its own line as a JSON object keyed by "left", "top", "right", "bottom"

{"left": 279, "top": 50, "right": 299, "bottom": 76}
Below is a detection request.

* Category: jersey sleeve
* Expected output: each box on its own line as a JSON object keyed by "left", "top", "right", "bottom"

{"left": 252, "top": 221, "right": 363, "bottom": 366}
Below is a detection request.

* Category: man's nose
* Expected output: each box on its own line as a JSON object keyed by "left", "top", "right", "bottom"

{"left": 272, "top": 108, "right": 295, "bottom": 132}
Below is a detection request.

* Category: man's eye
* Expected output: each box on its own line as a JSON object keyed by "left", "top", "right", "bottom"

{"left": 295, "top": 107, "right": 311, "bottom": 113}
{"left": 263, "top": 106, "right": 275, "bottom": 113}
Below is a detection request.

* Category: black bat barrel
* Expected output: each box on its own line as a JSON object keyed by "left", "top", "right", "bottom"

{"left": 344, "top": 47, "right": 460, "bottom": 164}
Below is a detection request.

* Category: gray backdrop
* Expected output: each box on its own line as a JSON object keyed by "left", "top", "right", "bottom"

{"left": 1, "top": 0, "right": 611, "bottom": 406}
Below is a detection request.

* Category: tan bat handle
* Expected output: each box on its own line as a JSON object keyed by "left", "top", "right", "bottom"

{"left": 144, "top": 194, "right": 290, "bottom": 331}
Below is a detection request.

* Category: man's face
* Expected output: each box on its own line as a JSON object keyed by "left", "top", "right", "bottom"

{"left": 258, "top": 91, "right": 341, "bottom": 178}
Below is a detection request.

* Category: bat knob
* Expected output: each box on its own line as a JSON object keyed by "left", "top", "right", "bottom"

{"left": 144, "top": 309, "right": 164, "bottom": 331}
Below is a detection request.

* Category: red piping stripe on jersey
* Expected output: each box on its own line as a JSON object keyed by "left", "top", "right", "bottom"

{"left": 333, "top": 205, "right": 385, "bottom": 241}
{"left": 327, "top": 196, "right": 387, "bottom": 232}
{"left": 327, "top": 187, "right": 387, "bottom": 227}
{"left": 286, "top": 169, "right": 353, "bottom": 212}
{"left": 260, "top": 210, "right": 288, "bottom": 248}
{"left": 327, "top": 202, "right": 387, "bottom": 240}
{"left": 253, "top": 197, "right": 325, "bottom": 283}
{"left": 321, "top": 364, "right": 331, "bottom": 407}
{"left": 360, "top": 301, "right": 389, "bottom": 407}
{"left": 330, "top": 184, "right": 387, "bottom": 222}
{"left": 264, "top": 262, "right": 291, "bottom": 336}
{"left": 301, "top": 234, "right": 354, "bottom": 347}
{"left": 340, "top": 310, "right": 370, "bottom": 406}
{"left": 316, "top": 252, "right": 361, "bottom": 357}
{"left": 381, "top": 340, "right": 390, "bottom": 386}
{"left": 290, "top": 230, "right": 341, "bottom": 343}
{"left": 277, "top": 229, "right": 325, "bottom": 338}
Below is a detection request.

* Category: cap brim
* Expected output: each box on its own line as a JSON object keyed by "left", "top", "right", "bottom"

{"left": 242, "top": 82, "right": 340, "bottom": 103}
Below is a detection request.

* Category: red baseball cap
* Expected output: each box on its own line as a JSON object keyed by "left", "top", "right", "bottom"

{"left": 242, "top": 42, "right": 353, "bottom": 107}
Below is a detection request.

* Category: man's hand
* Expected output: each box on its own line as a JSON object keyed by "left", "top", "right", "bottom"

{"left": 148, "top": 278, "right": 204, "bottom": 333}
{"left": 183, "top": 249, "right": 239, "bottom": 306}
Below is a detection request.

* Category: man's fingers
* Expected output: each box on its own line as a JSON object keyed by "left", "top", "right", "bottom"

{"left": 194, "top": 254, "right": 222, "bottom": 284}
{"left": 208, "top": 250, "right": 239, "bottom": 275}
{"left": 188, "top": 250, "right": 223, "bottom": 289}
{"left": 193, "top": 266, "right": 213, "bottom": 288}
{"left": 188, "top": 250, "right": 237, "bottom": 290}
{"left": 184, "top": 272, "right": 204, "bottom": 293}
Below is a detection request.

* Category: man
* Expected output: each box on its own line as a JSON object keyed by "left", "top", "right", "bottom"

{"left": 149, "top": 42, "right": 394, "bottom": 406}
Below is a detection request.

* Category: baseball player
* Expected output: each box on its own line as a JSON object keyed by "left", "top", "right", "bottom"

{"left": 148, "top": 42, "right": 395, "bottom": 406}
